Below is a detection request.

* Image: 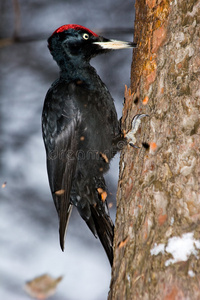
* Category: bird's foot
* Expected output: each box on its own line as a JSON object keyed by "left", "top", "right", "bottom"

{"left": 125, "top": 114, "right": 149, "bottom": 148}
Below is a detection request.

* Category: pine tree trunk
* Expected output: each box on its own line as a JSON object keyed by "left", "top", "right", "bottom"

{"left": 109, "top": 0, "right": 200, "bottom": 299}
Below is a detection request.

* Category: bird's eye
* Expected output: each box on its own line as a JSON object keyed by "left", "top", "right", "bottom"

{"left": 82, "top": 33, "right": 89, "bottom": 40}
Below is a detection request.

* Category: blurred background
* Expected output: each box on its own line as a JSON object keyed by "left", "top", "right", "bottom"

{"left": 0, "top": 0, "right": 135, "bottom": 299}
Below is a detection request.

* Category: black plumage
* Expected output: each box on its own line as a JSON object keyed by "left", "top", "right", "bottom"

{"left": 42, "top": 24, "right": 136, "bottom": 265}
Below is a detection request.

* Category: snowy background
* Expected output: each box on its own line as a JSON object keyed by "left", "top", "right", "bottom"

{"left": 0, "top": 1, "right": 135, "bottom": 299}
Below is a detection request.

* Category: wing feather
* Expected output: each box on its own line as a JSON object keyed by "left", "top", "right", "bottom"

{"left": 44, "top": 99, "right": 81, "bottom": 250}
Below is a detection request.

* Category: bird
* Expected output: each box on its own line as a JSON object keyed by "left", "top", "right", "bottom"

{"left": 42, "top": 24, "right": 138, "bottom": 266}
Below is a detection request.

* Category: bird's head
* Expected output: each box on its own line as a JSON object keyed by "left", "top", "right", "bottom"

{"left": 48, "top": 24, "right": 136, "bottom": 66}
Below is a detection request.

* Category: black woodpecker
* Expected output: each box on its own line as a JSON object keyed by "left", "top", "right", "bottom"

{"left": 42, "top": 24, "right": 144, "bottom": 266}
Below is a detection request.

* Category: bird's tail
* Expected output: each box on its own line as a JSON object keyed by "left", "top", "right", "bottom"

{"left": 90, "top": 204, "right": 114, "bottom": 266}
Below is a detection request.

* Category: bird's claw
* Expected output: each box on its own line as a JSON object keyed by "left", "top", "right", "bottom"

{"left": 125, "top": 114, "right": 149, "bottom": 148}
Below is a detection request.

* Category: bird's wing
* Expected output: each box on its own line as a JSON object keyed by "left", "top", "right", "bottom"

{"left": 43, "top": 91, "right": 81, "bottom": 251}
{"left": 47, "top": 119, "right": 79, "bottom": 250}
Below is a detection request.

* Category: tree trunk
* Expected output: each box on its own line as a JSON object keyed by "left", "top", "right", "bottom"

{"left": 109, "top": 0, "right": 200, "bottom": 299}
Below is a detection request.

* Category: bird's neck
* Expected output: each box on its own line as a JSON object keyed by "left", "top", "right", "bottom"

{"left": 55, "top": 55, "right": 96, "bottom": 82}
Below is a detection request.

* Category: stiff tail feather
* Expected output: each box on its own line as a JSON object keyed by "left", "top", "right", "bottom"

{"left": 90, "top": 205, "right": 114, "bottom": 266}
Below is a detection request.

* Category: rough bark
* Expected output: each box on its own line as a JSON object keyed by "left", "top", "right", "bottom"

{"left": 109, "top": 0, "right": 200, "bottom": 299}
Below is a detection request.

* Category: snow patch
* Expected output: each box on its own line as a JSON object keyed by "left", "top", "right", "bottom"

{"left": 188, "top": 270, "right": 195, "bottom": 277}
{"left": 165, "top": 232, "right": 200, "bottom": 266}
{"left": 150, "top": 243, "right": 165, "bottom": 256}
{"left": 150, "top": 232, "right": 200, "bottom": 267}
